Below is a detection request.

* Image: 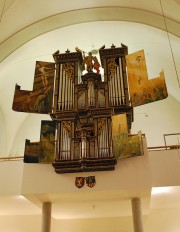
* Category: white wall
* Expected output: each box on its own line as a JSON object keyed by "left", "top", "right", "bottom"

{"left": 148, "top": 148, "right": 180, "bottom": 186}
{"left": 132, "top": 95, "right": 180, "bottom": 147}
{"left": 0, "top": 160, "right": 24, "bottom": 195}
{"left": 0, "top": 108, "right": 6, "bottom": 156}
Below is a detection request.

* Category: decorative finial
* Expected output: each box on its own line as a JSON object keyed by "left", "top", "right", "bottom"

{"left": 111, "top": 44, "right": 116, "bottom": 49}
{"left": 53, "top": 50, "right": 59, "bottom": 55}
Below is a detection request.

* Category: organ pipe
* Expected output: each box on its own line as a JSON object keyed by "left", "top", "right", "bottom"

{"left": 58, "top": 65, "right": 74, "bottom": 110}
{"left": 108, "top": 58, "right": 125, "bottom": 106}
{"left": 119, "top": 58, "right": 125, "bottom": 104}
{"left": 98, "top": 119, "right": 110, "bottom": 157}
{"left": 59, "top": 124, "right": 71, "bottom": 160}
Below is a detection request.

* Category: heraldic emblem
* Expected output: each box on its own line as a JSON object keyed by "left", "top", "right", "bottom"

{"left": 86, "top": 176, "right": 96, "bottom": 188}
{"left": 75, "top": 177, "right": 85, "bottom": 188}
{"left": 75, "top": 176, "right": 96, "bottom": 188}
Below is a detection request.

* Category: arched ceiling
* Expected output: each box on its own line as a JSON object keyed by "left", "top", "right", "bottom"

{"left": 0, "top": 0, "right": 180, "bottom": 61}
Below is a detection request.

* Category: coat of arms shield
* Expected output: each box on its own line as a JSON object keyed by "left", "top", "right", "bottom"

{"left": 75, "top": 177, "right": 85, "bottom": 188}
{"left": 86, "top": 176, "right": 96, "bottom": 188}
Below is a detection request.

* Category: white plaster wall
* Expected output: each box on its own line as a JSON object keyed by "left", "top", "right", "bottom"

{"left": 0, "top": 160, "right": 24, "bottom": 195}
{"left": 0, "top": 204, "right": 180, "bottom": 232}
{"left": 0, "top": 108, "right": 6, "bottom": 156}
{"left": 145, "top": 208, "right": 180, "bottom": 232}
{"left": 0, "top": 215, "right": 41, "bottom": 232}
{"left": 0, "top": 215, "right": 133, "bottom": 232}
{"left": 148, "top": 149, "right": 180, "bottom": 186}
{"left": 132, "top": 95, "right": 180, "bottom": 147}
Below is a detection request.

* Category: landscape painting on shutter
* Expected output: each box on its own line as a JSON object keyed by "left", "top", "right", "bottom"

{"left": 12, "top": 61, "right": 55, "bottom": 114}
{"left": 126, "top": 50, "right": 168, "bottom": 107}
{"left": 24, "top": 120, "right": 56, "bottom": 163}
{"left": 112, "top": 114, "right": 143, "bottom": 159}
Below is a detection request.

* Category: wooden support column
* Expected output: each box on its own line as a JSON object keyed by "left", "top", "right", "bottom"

{"left": 131, "top": 198, "right": 144, "bottom": 232}
{"left": 41, "top": 202, "right": 52, "bottom": 232}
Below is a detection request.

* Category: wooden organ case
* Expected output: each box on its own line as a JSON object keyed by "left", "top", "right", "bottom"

{"left": 51, "top": 44, "right": 133, "bottom": 173}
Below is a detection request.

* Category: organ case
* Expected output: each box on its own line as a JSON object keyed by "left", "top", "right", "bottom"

{"left": 51, "top": 45, "right": 133, "bottom": 173}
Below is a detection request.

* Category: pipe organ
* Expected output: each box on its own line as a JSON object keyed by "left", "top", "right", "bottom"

{"left": 13, "top": 43, "right": 167, "bottom": 174}
{"left": 14, "top": 44, "right": 137, "bottom": 173}
{"left": 52, "top": 44, "right": 133, "bottom": 173}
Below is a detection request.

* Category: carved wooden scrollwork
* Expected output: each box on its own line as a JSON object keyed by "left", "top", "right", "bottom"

{"left": 62, "top": 62, "right": 74, "bottom": 80}
{"left": 98, "top": 118, "right": 106, "bottom": 134}
{"left": 107, "top": 58, "right": 117, "bottom": 80}
{"left": 62, "top": 121, "right": 71, "bottom": 135}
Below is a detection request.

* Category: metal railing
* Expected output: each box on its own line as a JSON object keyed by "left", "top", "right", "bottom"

{"left": 148, "top": 133, "right": 180, "bottom": 151}
{"left": 148, "top": 145, "right": 180, "bottom": 151}
{"left": 0, "top": 156, "right": 23, "bottom": 161}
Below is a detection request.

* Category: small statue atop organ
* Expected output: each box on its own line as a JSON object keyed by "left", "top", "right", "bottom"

{"left": 12, "top": 44, "right": 168, "bottom": 173}
{"left": 81, "top": 51, "right": 100, "bottom": 74}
